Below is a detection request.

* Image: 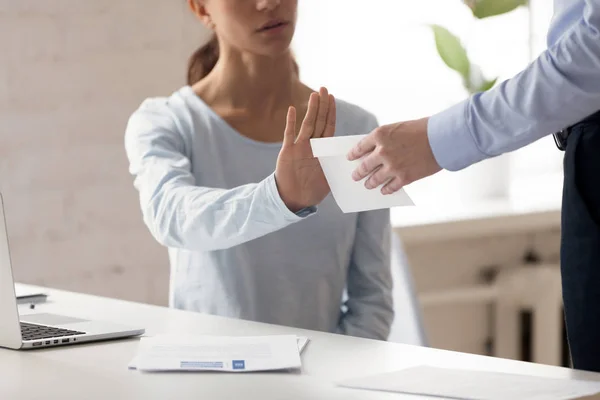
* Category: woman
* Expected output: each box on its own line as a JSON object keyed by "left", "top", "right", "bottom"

{"left": 124, "top": 0, "right": 394, "bottom": 340}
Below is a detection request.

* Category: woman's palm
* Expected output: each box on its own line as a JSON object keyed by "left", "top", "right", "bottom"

{"left": 275, "top": 88, "right": 336, "bottom": 212}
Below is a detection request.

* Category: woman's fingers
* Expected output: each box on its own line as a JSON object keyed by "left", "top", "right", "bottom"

{"left": 283, "top": 106, "right": 297, "bottom": 148}
{"left": 296, "top": 92, "right": 319, "bottom": 142}
{"left": 312, "top": 87, "right": 329, "bottom": 138}
{"left": 323, "top": 94, "right": 336, "bottom": 138}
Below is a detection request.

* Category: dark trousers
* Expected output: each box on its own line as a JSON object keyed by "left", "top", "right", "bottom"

{"left": 561, "top": 112, "right": 600, "bottom": 372}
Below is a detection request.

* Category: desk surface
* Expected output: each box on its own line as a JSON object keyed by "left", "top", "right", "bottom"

{"left": 3, "top": 285, "right": 599, "bottom": 400}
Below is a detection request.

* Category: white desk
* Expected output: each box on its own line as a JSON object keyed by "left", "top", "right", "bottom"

{"left": 3, "top": 285, "right": 600, "bottom": 400}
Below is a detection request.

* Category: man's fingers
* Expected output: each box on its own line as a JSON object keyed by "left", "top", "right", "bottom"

{"left": 364, "top": 166, "right": 389, "bottom": 190}
{"left": 351, "top": 151, "right": 382, "bottom": 181}
{"left": 347, "top": 133, "right": 376, "bottom": 162}
{"left": 297, "top": 92, "right": 319, "bottom": 142}
{"left": 312, "top": 87, "right": 329, "bottom": 138}
{"left": 381, "top": 177, "right": 404, "bottom": 195}
{"left": 323, "top": 95, "right": 336, "bottom": 138}
{"left": 283, "top": 106, "right": 296, "bottom": 147}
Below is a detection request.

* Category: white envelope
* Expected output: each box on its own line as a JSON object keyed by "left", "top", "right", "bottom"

{"left": 310, "top": 135, "right": 414, "bottom": 213}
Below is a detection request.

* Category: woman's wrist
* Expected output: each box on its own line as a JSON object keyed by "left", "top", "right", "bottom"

{"left": 274, "top": 173, "right": 305, "bottom": 213}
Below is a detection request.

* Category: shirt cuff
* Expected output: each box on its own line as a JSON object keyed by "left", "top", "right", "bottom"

{"left": 427, "top": 99, "right": 488, "bottom": 171}
{"left": 264, "top": 173, "right": 317, "bottom": 222}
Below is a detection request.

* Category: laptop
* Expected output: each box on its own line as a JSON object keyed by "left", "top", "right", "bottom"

{"left": 0, "top": 193, "right": 145, "bottom": 349}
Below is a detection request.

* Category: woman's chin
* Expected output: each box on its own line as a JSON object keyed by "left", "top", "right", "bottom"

{"left": 252, "top": 33, "right": 295, "bottom": 54}
{"left": 252, "top": 44, "right": 295, "bottom": 59}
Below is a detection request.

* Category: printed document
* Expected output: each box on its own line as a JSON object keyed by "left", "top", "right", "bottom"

{"left": 129, "top": 334, "right": 305, "bottom": 372}
{"left": 310, "top": 135, "right": 414, "bottom": 213}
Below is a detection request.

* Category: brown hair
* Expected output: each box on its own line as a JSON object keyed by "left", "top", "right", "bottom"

{"left": 187, "top": 35, "right": 300, "bottom": 86}
{"left": 187, "top": 35, "right": 220, "bottom": 85}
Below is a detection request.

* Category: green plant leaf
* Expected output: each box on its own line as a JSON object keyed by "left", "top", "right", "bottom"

{"left": 477, "top": 78, "right": 498, "bottom": 92}
{"left": 465, "top": 0, "right": 528, "bottom": 19}
{"left": 430, "top": 25, "right": 470, "bottom": 82}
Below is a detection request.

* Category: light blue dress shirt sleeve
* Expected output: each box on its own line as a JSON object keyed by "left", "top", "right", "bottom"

{"left": 337, "top": 115, "right": 395, "bottom": 341}
{"left": 427, "top": 0, "right": 600, "bottom": 171}
{"left": 124, "top": 102, "right": 314, "bottom": 252}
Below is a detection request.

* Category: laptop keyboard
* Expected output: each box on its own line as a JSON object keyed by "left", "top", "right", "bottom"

{"left": 20, "top": 322, "right": 85, "bottom": 341}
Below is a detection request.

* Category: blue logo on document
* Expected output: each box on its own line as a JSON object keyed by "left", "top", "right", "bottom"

{"left": 232, "top": 360, "right": 246, "bottom": 370}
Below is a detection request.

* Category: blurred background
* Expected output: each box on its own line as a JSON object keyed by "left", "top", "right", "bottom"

{"left": 0, "top": 0, "right": 565, "bottom": 368}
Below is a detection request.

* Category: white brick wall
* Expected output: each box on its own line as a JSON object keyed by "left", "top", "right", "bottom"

{"left": 0, "top": 0, "right": 210, "bottom": 305}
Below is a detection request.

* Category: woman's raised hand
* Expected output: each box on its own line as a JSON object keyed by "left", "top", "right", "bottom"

{"left": 275, "top": 87, "right": 336, "bottom": 212}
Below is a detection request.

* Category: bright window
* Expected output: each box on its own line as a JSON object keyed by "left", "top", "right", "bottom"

{"left": 293, "top": 1, "right": 560, "bottom": 210}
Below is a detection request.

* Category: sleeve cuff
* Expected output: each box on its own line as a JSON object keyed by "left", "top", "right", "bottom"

{"left": 427, "top": 99, "right": 488, "bottom": 171}
{"left": 264, "top": 173, "right": 317, "bottom": 222}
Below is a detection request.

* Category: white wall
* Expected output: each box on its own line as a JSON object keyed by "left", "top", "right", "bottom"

{"left": 0, "top": 1, "right": 210, "bottom": 305}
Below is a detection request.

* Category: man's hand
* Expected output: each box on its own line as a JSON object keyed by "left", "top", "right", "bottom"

{"left": 346, "top": 117, "right": 442, "bottom": 194}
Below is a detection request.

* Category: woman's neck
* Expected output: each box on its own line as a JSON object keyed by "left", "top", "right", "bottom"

{"left": 195, "top": 47, "right": 305, "bottom": 116}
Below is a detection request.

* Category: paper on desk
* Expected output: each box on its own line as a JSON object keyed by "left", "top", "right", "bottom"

{"left": 128, "top": 335, "right": 305, "bottom": 372}
{"left": 338, "top": 365, "right": 600, "bottom": 400}
{"left": 14, "top": 284, "right": 47, "bottom": 304}
{"left": 310, "top": 135, "right": 414, "bottom": 213}
{"left": 128, "top": 336, "right": 309, "bottom": 369}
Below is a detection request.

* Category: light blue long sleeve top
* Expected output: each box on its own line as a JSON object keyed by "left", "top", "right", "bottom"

{"left": 428, "top": 0, "right": 600, "bottom": 171}
{"left": 124, "top": 86, "right": 394, "bottom": 340}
